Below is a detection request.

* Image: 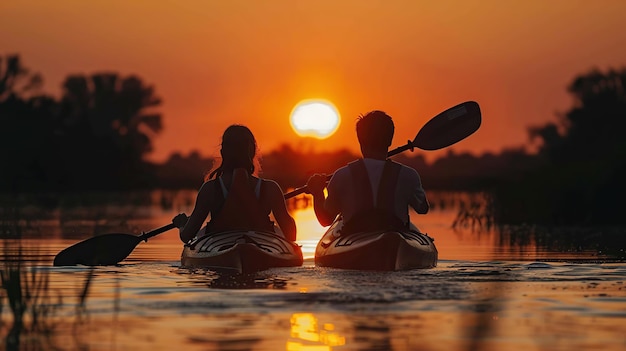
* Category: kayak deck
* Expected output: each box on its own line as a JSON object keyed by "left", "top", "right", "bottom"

{"left": 181, "top": 230, "right": 303, "bottom": 273}
{"left": 315, "top": 218, "right": 438, "bottom": 271}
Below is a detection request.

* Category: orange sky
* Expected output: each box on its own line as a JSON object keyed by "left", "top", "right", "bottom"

{"left": 2, "top": 0, "right": 626, "bottom": 162}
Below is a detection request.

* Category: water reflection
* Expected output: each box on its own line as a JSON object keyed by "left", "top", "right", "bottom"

{"left": 3, "top": 189, "right": 626, "bottom": 351}
{"left": 4, "top": 189, "right": 623, "bottom": 262}
{"left": 0, "top": 190, "right": 196, "bottom": 239}
{"left": 452, "top": 192, "right": 626, "bottom": 260}
{"left": 287, "top": 313, "right": 345, "bottom": 351}
{"left": 189, "top": 269, "right": 291, "bottom": 290}
{"left": 2, "top": 249, "right": 624, "bottom": 350}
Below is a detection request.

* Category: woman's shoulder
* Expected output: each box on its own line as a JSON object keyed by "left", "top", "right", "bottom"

{"left": 200, "top": 178, "right": 219, "bottom": 186}
{"left": 198, "top": 179, "right": 219, "bottom": 193}
{"left": 258, "top": 177, "right": 285, "bottom": 195}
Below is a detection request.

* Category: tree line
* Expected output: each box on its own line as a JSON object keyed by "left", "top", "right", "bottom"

{"left": 0, "top": 54, "right": 534, "bottom": 193}
{"left": 488, "top": 68, "right": 626, "bottom": 226}
{"left": 1, "top": 55, "right": 163, "bottom": 191}
{"left": 2, "top": 54, "right": 625, "bottom": 225}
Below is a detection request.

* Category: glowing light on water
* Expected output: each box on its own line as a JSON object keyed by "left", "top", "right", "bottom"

{"left": 287, "top": 313, "right": 346, "bottom": 351}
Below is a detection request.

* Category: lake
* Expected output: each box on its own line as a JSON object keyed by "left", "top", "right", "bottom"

{"left": 1, "top": 190, "right": 625, "bottom": 351}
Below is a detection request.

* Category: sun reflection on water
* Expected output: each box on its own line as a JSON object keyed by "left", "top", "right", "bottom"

{"left": 290, "top": 205, "right": 329, "bottom": 259}
{"left": 287, "top": 313, "right": 346, "bottom": 351}
{"left": 290, "top": 206, "right": 329, "bottom": 241}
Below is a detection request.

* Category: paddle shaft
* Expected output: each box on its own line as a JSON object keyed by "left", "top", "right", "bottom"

{"left": 139, "top": 222, "right": 177, "bottom": 241}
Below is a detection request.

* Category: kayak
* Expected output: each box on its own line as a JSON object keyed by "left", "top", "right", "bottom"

{"left": 315, "top": 217, "right": 438, "bottom": 271}
{"left": 181, "top": 228, "right": 303, "bottom": 273}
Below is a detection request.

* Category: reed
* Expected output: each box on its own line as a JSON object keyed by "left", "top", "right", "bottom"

{"left": 0, "top": 204, "right": 63, "bottom": 350}
{"left": 451, "top": 192, "right": 495, "bottom": 232}
{"left": 451, "top": 191, "right": 626, "bottom": 259}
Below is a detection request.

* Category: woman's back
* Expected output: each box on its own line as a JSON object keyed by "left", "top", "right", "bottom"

{"left": 174, "top": 124, "right": 296, "bottom": 243}
{"left": 206, "top": 170, "right": 274, "bottom": 233}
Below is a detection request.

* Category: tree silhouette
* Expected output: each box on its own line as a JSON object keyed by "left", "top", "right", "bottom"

{"left": 1, "top": 55, "right": 164, "bottom": 191}
{"left": 0, "top": 55, "right": 42, "bottom": 101}
{"left": 0, "top": 55, "right": 53, "bottom": 191}
{"left": 494, "top": 67, "right": 626, "bottom": 225}
{"left": 530, "top": 68, "right": 626, "bottom": 165}
{"left": 55, "top": 73, "right": 163, "bottom": 189}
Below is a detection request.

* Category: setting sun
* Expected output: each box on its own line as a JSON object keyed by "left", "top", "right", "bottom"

{"left": 290, "top": 100, "right": 340, "bottom": 139}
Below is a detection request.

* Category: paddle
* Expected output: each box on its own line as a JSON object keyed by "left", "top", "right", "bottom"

{"left": 53, "top": 222, "right": 177, "bottom": 266}
{"left": 283, "top": 101, "right": 481, "bottom": 199}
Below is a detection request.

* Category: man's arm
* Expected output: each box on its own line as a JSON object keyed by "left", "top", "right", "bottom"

{"left": 408, "top": 169, "right": 429, "bottom": 214}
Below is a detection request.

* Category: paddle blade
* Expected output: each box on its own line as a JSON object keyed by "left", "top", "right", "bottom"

{"left": 53, "top": 234, "right": 142, "bottom": 266}
{"left": 413, "top": 101, "right": 481, "bottom": 151}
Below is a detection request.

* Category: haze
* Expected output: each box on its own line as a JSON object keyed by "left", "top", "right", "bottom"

{"left": 2, "top": 0, "right": 625, "bottom": 161}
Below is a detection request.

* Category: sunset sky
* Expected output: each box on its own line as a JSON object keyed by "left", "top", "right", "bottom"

{"left": 2, "top": 0, "right": 626, "bottom": 163}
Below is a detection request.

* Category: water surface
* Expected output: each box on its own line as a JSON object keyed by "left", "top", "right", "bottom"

{"left": 1, "top": 191, "right": 625, "bottom": 350}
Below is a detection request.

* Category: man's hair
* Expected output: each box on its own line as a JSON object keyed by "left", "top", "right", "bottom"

{"left": 356, "top": 110, "right": 394, "bottom": 149}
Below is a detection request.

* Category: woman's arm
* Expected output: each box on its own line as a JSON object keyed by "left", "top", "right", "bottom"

{"left": 306, "top": 173, "right": 339, "bottom": 227}
{"left": 266, "top": 180, "right": 297, "bottom": 241}
{"left": 177, "top": 182, "right": 213, "bottom": 243}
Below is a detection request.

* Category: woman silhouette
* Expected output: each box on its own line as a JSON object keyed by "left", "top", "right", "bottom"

{"left": 173, "top": 125, "right": 296, "bottom": 243}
